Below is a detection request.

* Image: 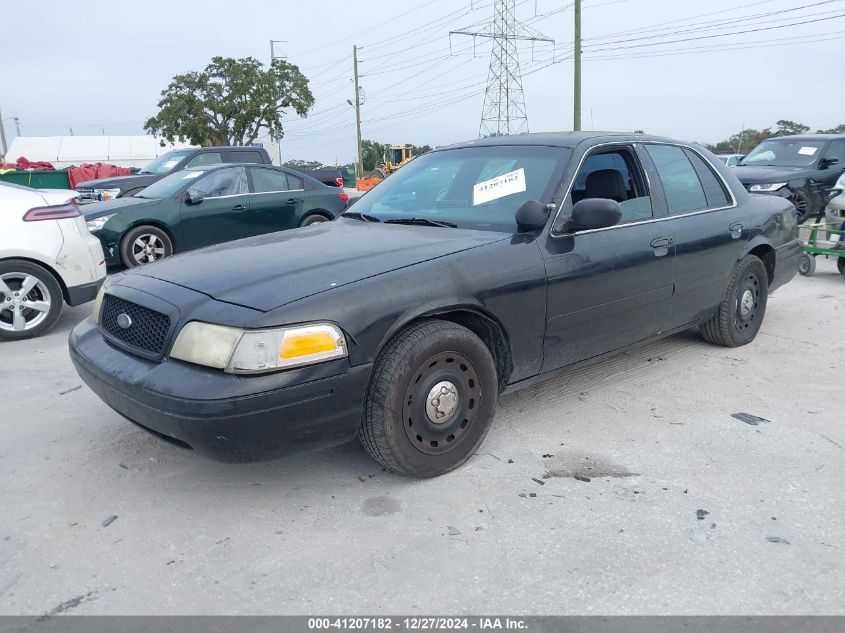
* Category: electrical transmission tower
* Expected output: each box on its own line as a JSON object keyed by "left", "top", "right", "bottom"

{"left": 450, "top": 0, "right": 553, "bottom": 137}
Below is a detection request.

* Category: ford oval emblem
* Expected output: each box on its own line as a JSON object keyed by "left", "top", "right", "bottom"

{"left": 116, "top": 313, "right": 132, "bottom": 329}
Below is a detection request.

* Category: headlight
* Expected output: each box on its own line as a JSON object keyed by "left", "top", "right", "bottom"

{"left": 170, "top": 322, "right": 347, "bottom": 374}
{"left": 86, "top": 213, "right": 117, "bottom": 232}
{"left": 749, "top": 183, "right": 787, "bottom": 192}
{"left": 93, "top": 188, "right": 122, "bottom": 201}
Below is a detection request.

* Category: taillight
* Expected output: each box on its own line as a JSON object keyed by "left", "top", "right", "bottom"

{"left": 22, "top": 203, "right": 81, "bottom": 222}
{"left": 335, "top": 177, "right": 344, "bottom": 187}
{"left": 338, "top": 192, "right": 349, "bottom": 204}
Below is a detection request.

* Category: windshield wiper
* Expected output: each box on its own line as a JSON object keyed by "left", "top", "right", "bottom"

{"left": 384, "top": 217, "right": 457, "bottom": 228}
{"left": 342, "top": 211, "right": 382, "bottom": 222}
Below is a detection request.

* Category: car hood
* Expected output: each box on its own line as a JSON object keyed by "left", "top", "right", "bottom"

{"left": 732, "top": 165, "right": 808, "bottom": 183}
{"left": 75, "top": 174, "right": 161, "bottom": 190}
{"left": 134, "top": 219, "right": 510, "bottom": 312}
{"left": 83, "top": 196, "right": 162, "bottom": 219}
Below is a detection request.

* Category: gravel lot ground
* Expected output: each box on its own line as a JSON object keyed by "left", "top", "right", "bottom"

{"left": 1, "top": 258, "right": 843, "bottom": 616}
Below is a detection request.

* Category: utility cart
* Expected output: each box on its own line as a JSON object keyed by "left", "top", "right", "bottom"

{"left": 798, "top": 222, "right": 845, "bottom": 279}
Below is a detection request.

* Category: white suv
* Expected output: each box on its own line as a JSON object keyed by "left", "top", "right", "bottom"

{"left": 1, "top": 183, "right": 106, "bottom": 340}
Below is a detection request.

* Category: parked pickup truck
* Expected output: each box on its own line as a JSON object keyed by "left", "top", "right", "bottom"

{"left": 70, "top": 132, "right": 801, "bottom": 477}
{"left": 75, "top": 146, "right": 273, "bottom": 203}
{"left": 300, "top": 167, "right": 344, "bottom": 188}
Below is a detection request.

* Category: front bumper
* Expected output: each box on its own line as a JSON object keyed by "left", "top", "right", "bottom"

{"left": 69, "top": 317, "right": 371, "bottom": 462}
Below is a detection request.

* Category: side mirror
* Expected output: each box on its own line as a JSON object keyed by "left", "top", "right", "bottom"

{"left": 185, "top": 189, "right": 204, "bottom": 205}
{"left": 515, "top": 200, "right": 550, "bottom": 232}
{"left": 568, "top": 198, "right": 622, "bottom": 231}
{"left": 820, "top": 157, "right": 840, "bottom": 169}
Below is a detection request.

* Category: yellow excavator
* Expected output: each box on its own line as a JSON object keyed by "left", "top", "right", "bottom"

{"left": 371, "top": 144, "right": 414, "bottom": 180}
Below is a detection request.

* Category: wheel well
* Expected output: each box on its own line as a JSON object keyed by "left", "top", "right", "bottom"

{"left": 301, "top": 210, "right": 333, "bottom": 224}
{"left": 748, "top": 244, "right": 775, "bottom": 284}
{"left": 423, "top": 310, "right": 513, "bottom": 392}
{"left": 0, "top": 256, "right": 69, "bottom": 304}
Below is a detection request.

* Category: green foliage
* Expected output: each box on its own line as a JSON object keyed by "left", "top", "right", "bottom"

{"left": 816, "top": 124, "right": 845, "bottom": 134}
{"left": 145, "top": 56, "right": 315, "bottom": 147}
{"left": 361, "top": 139, "right": 432, "bottom": 172}
{"left": 773, "top": 119, "right": 810, "bottom": 137}
{"left": 283, "top": 159, "right": 322, "bottom": 170}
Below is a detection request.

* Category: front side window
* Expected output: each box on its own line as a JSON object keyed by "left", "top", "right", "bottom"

{"left": 823, "top": 140, "right": 845, "bottom": 165}
{"left": 251, "top": 168, "right": 290, "bottom": 193}
{"left": 567, "top": 147, "right": 653, "bottom": 225}
{"left": 191, "top": 168, "right": 248, "bottom": 198}
{"left": 354, "top": 145, "right": 569, "bottom": 233}
{"left": 645, "top": 145, "right": 707, "bottom": 215}
{"left": 184, "top": 152, "right": 223, "bottom": 168}
{"left": 740, "top": 139, "right": 825, "bottom": 167}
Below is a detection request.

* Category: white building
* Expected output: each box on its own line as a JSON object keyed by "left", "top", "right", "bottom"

{"left": 3, "top": 136, "right": 195, "bottom": 169}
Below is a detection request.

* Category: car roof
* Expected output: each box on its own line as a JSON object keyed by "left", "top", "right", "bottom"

{"left": 767, "top": 134, "right": 845, "bottom": 141}
{"left": 434, "top": 131, "right": 690, "bottom": 151}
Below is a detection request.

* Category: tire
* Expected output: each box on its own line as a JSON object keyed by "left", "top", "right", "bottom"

{"left": 700, "top": 254, "right": 768, "bottom": 347}
{"left": 370, "top": 168, "right": 387, "bottom": 180}
{"left": 299, "top": 213, "right": 330, "bottom": 227}
{"left": 0, "top": 260, "right": 63, "bottom": 341}
{"left": 798, "top": 252, "right": 816, "bottom": 276}
{"left": 838, "top": 257, "right": 845, "bottom": 276}
{"left": 120, "top": 225, "right": 173, "bottom": 268}
{"left": 789, "top": 189, "right": 812, "bottom": 224}
{"left": 358, "top": 320, "right": 498, "bottom": 477}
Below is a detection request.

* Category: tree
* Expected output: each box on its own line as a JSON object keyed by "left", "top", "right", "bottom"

{"left": 145, "top": 56, "right": 315, "bottom": 147}
{"left": 816, "top": 124, "right": 845, "bottom": 134}
{"left": 283, "top": 159, "right": 322, "bottom": 170}
{"left": 707, "top": 128, "right": 773, "bottom": 154}
{"left": 773, "top": 119, "right": 810, "bottom": 137}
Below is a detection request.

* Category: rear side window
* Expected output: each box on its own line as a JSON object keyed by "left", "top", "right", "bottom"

{"left": 184, "top": 152, "right": 222, "bottom": 168}
{"left": 644, "top": 145, "right": 707, "bottom": 215}
{"left": 683, "top": 149, "right": 730, "bottom": 208}
{"left": 251, "top": 168, "right": 290, "bottom": 193}
{"left": 230, "top": 151, "right": 264, "bottom": 164}
{"left": 287, "top": 174, "right": 304, "bottom": 190}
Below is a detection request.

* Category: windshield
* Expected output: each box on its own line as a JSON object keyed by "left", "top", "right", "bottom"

{"left": 139, "top": 150, "right": 192, "bottom": 174}
{"left": 350, "top": 145, "right": 569, "bottom": 232}
{"left": 740, "top": 139, "right": 824, "bottom": 167}
{"left": 137, "top": 169, "right": 205, "bottom": 199}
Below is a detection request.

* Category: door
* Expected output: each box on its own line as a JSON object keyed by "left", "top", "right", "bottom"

{"left": 541, "top": 144, "right": 676, "bottom": 372}
{"left": 248, "top": 167, "right": 304, "bottom": 235}
{"left": 640, "top": 143, "right": 746, "bottom": 327}
{"left": 178, "top": 167, "right": 252, "bottom": 251}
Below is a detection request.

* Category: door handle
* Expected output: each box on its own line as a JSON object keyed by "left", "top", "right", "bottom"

{"left": 286, "top": 198, "right": 297, "bottom": 204}
{"left": 232, "top": 204, "right": 246, "bottom": 211}
{"left": 729, "top": 222, "right": 743, "bottom": 239}
{"left": 650, "top": 236, "right": 672, "bottom": 257}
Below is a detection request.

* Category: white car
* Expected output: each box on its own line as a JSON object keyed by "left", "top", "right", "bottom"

{"left": 825, "top": 171, "right": 845, "bottom": 226}
{"left": 0, "top": 183, "right": 106, "bottom": 340}
{"left": 717, "top": 153, "right": 745, "bottom": 167}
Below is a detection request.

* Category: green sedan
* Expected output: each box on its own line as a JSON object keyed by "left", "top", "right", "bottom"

{"left": 83, "top": 164, "right": 349, "bottom": 267}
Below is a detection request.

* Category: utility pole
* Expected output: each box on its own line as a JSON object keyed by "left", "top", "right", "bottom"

{"left": 0, "top": 109, "right": 8, "bottom": 157}
{"left": 13, "top": 116, "right": 21, "bottom": 137}
{"left": 270, "top": 39, "right": 287, "bottom": 165}
{"left": 353, "top": 45, "right": 363, "bottom": 179}
{"left": 573, "top": 0, "right": 582, "bottom": 131}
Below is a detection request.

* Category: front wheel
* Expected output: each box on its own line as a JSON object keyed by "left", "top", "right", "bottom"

{"left": 120, "top": 225, "right": 173, "bottom": 268}
{"left": 798, "top": 252, "right": 816, "bottom": 276}
{"left": 838, "top": 257, "right": 845, "bottom": 277}
{"left": 0, "top": 260, "right": 63, "bottom": 341}
{"left": 700, "top": 254, "right": 768, "bottom": 347}
{"left": 358, "top": 320, "right": 498, "bottom": 477}
{"left": 789, "top": 190, "right": 812, "bottom": 224}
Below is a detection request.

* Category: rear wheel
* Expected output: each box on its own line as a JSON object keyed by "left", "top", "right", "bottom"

{"left": 0, "top": 260, "right": 63, "bottom": 341}
{"left": 838, "top": 257, "right": 845, "bottom": 277}
{"left": 798, "top": 252, "right": 816, "bottom": 276}
{"left": 120, "top": 225, "right": 173, "bottom": 268}
{"left": 358, "top": 320, "right": 498, "bottom": 477}
{"left": 700, "top": 254, "right": 768, "bottom": 347}
{"left": 299, "top": 213, "right": 330, "bottom": 227}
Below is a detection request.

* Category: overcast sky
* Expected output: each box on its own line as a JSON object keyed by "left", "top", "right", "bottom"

{"left": 1, "top": 0, "right": 842, "bottom": 164}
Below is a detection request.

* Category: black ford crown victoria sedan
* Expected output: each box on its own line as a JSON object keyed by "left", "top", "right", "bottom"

{"left": 70, "top": 133, "right": 802, "bottom": 477}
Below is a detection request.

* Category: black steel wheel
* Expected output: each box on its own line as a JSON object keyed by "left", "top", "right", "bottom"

{"left": 798, "top": 252, "right": 816, "bottom": 276}
{"left": 700, "top": 254, "right": 768, "bottom": 347}
{"left": 359, "top": 320, "right": 498, "bottom": 477}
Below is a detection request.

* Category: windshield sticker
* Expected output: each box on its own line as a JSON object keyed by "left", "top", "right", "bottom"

{"left": 798, "top": 146, "right": 818, "bottom": 156}
{"left": 473, "top": 168, "right": 526, "bottom": 206}
{"left": 182, "top": 171, "right": 203, "bottom": 179}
